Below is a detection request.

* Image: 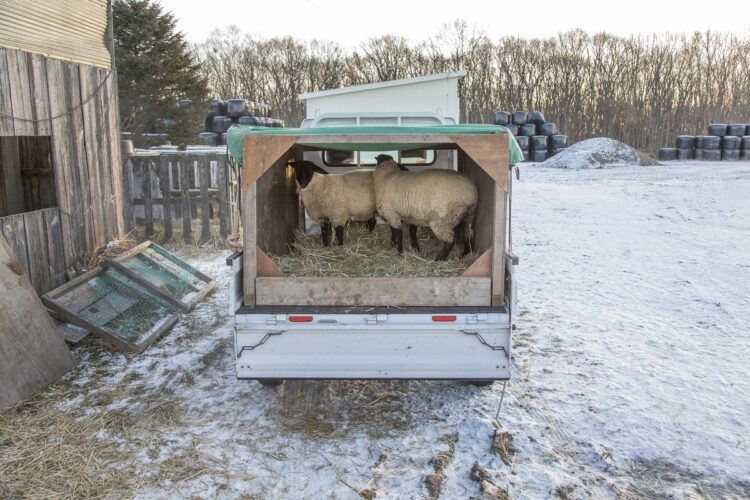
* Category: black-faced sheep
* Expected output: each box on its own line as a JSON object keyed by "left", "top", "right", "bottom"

{"left": 289, "top": 160, "right": 377, "bottom": 246}
{"left": 373, "top": 154, "right": 478, "bottom": 261}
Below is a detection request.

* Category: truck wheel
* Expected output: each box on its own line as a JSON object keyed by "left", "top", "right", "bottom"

{"left": 257, "top": 379, "right": 283, "bottom": 387}
{"left": 469, "top": 380, "right": 495, "bottom": 387}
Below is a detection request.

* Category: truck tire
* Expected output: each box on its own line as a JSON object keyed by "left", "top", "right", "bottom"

{"left": 528, "top": 111, "right": 545, "bottom": 125}
{"left": 550, "top": 134, "right": 567, "bottom": 149}
{"left": 531, "top": 135, "right": 549, "bottom": 150}
{"left": 702, "top": 149, "right": 721, "bottom": 161}
{"left": 722, "top": 149, "right": 739, "bottom": 161}
{"left": 721, "top": 136, "right": 741, "bottom": 150}
{"left": 676, "top": 148, "right": 694, "bottom": 160}
{"left": 538, "top": 122, "right": 557, "bottom": 136}
{"left": 658, "top": 148, "right": 677, "bottom": 161}
{"left": 514, "top": 135, "right": 529, "bottom": 149}
{"left": 512, "top": 111, "right": 528, "bottom": 125}
{"left": 520, "top": 124, "right": 536, "bottom": 136}
{"left": 708, "top": 124, "right": 727, "bottom": 136}
{"left": 494, "top": 111, "right": 511, "bottom": 125}
{"left": 675, "top": 135, "right": 694, "bottom": 149}
{"left": 258, "top": 379, "right": 283, "bottom": 387}
{"left": 469, "top": 380, "right": 495, "bottom": 387}
{"left": 727, "top": 124, "right": 745, "bottom": 136}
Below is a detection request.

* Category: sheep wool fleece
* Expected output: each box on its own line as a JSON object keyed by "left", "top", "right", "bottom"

{"left": 300, "top": 170, "right": 377, "bottom": 227}
{"left": 373, "top": 161, "right": 478, "bottom": 244}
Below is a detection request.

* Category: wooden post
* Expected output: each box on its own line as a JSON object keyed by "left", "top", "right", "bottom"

{"left": 158, "top": 156, "right": 172, "bottom": 241}
{"left": 217, "top": 156, "right": 229, "bottom": 238}
{"left": 180, "top": 158, "right": 192, "bottom": 243}
{"left": 142, "top": 158, "right": 153, "bottom": 239}
{"left": 200, "top": 156, "right": 210, "bottom": 243}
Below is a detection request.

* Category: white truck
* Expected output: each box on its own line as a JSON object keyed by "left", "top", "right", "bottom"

{"left": 227, "top": 112, "right": 517, "bottom": 386}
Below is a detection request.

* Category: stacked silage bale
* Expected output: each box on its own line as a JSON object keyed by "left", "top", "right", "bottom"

{"left": 659, "top": 122, "right": 750, "bottom": 161}
{"left": 494, "top": 110, "right": 568, "bottom": 163}
{"left": 199, "top": 98, "right": 284, "bottom": 146}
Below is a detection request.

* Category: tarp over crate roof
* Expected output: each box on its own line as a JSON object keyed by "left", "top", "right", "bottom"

{"left": 226, "top": 124, "right": 524, "bottom": 166}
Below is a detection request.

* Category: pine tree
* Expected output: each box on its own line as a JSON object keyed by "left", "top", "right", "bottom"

{"left": 113, "top": 0, "right": 207, "bottom": 145}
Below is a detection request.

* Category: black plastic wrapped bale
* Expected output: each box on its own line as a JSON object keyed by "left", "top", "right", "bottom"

{"left": 702, "top": 149, "right": 721, "bottom": 161}
{"left": 722, "top": 149, "right": 739, "bottom": 161}
{"left": 531, "top": 150, "right": 548, "bottom": 162}
{"left": 226, "top": 99, "right": 248, "bottom": 117}
{"left": 531, "top": 135, "right": 549, "bottom": 150}
{"left": 505, "top": 124, "right": 519, "bottom": 135}
{"left": 727, "top": 124, "right": 745, "bottom": 136}
{"left": 722, "top": 136, "right": 741, "bottom": 150}
{"left": 512, "top": 111, "right": 528, "bottom": 125}
{"left": 239, "top": 116, "right": 259, "bottom": 125}
{"left": 746, "top": 125, "right": 750, "bottom": 136}
{"left": 658, "top": 148, "right": 677, "bottom": 161}
{"left": 675, "top": 135, "right": 694, "bottom": 149}
{"left": 741, "top": 150, "right": 749, "bottom": 160}
{"left": 221, "top": 132, "right": 228, "bottom": 145}
{"left": 207, "top": 99, "right": 225, "bottom": 117}
{"left": 528, "top": 111, "right": 545, "bottom": 125}
{"left": 694, "top": 148, "right": 704, "bottom": 160}
{"left": 538, "top": 122, "right": 557, "bottom": 136}
{"left": 494, "top": 111, "right": 511, "bottom": 125}
{"left": 519, "top": 124, "right": 536, "bottom": 136}
{"left": 198, "top": 131, "right": 218, "bottom": 146}
{"left": 551, "top": 147, "right": 566, "bottom": 156}
{"left": 204, "top": 115, "right": 214, "bottom": 132}
{"left": 742, "top": 136, "right": 750, "bottom": 150}
{"left": 677, "top": 148, "right": 693, "bottom": 160}
{"left": 708, "top": 124, "right": 727, "bottom": 137}
{"left": 514, "top": 136, "right": 530, "bottom": 150}
{"left": 696, "top": 135, "right": 721, "bottom": 149}
{"left": 522, "top": 151, "right": 530, "bottom": 162}
{"left": 550, "top": 134, "right": 567, "bottom": 149}
{"left": 212, "top": 116, "right": 233, "bottom": 134}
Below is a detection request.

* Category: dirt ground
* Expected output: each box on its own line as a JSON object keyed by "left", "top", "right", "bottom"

{"left": 1, "top": 161, "right": 749, "bottom": 499}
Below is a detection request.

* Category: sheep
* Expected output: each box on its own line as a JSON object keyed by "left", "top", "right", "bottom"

{"left": 289, "top": 160, "right": 377, "bottom": 246}
{"left": 373, "top": 154, "right": 478, "bottom": 261}
{"left": 375, "top": 155, "right": 420, "bottom": 252}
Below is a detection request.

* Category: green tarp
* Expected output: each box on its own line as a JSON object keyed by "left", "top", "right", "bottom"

{"left": 226, "top": 124, "right": 524, "bottom": 166}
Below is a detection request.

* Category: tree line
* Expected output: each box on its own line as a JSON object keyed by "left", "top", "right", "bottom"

{"left": 195, "top": 22, "right": 750, "bottom": 152}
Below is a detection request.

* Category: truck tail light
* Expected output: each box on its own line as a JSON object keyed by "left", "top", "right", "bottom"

{"left": 288, "top": 315, "right": 313, "bottom": 322}
{"left": 432, "top": 315, "right": 457, "bottom": 322}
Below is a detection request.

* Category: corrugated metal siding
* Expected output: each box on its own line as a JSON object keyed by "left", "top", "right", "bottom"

{"left": 305, "top": 78, "right": 461, "bottom": 121}
{"left": 0, "top": 0, "right": 110, "bottom": 68}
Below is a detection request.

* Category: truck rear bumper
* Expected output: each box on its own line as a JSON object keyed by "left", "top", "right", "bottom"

{"left": 235, "top": 311, "right": 511, "bottom": 380}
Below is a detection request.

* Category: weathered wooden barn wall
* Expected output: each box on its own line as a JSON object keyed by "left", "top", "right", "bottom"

{"left": 0, "top": 46, "right": 125, "bottom": 292}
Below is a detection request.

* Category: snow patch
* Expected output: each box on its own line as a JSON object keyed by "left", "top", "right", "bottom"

{"left": 540, "top": 137, "right": 659, "bottom": 169}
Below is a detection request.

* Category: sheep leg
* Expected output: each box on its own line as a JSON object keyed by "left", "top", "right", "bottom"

{"left": 408, "top": 224, "right": 420, "bottom": 252}
{"left": 366, "top": 217, "right": 377, "bottom": 232}
{"left": 395, "top": 228, "right": 404, "bottom": 254}
{"left": 321, "top": 222, "right": 332, "bottom": 246}
{"left": 454, "top": 222, "right": 471, "bottom": 257}
{"left": 335, "top": 226, "right": 344, "bottom": 246}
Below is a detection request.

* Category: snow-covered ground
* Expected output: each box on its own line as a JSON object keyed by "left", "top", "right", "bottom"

{"left": 18, "top": 161, "right": 750, "bottom": 498}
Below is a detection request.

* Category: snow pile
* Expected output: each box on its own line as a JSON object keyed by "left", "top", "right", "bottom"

{"left": 540, "top": 137, "right": 658, "bottom": 169}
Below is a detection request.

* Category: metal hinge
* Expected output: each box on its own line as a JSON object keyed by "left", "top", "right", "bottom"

{"left": 365, "top": 314, "right": 388, "bottom": 325}
{"left": 265, "top": 314, "right": 285, "bottom": 326}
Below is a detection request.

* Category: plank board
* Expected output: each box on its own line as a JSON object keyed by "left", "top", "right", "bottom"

{"left": 0, "top": 48, "right": 14, "bottom": 135}
{"left": 5, "top": 49, "right": 34, "bottom": 136}
{"left": 28, "top": 53, "right": 51, "bottom": 136}
{"left": 255, "top": 277, "right": 492, "bottom": 307}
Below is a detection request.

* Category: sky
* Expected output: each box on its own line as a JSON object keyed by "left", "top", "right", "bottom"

{"left": 159, "top": 0, "right": 750, "bottom": 47}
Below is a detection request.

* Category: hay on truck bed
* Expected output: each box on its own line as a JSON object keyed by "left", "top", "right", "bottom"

{"left": 270, "top": 223, "right": 479, "bottom": 278}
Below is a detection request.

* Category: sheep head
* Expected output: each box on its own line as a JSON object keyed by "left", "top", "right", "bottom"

{"left": 289, "top": 160, "right": 327, "bottom": 188}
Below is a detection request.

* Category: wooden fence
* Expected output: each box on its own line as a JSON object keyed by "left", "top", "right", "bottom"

{"left": 122, "top": 151, "right": 239, "bottom": 243}
{"left": 0, "top": 207, "right": 67, "bottom": 294}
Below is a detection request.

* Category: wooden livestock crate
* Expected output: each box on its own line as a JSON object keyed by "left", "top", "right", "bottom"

{"left": 241, "top": 131, "right": 510, "bottom": 307}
